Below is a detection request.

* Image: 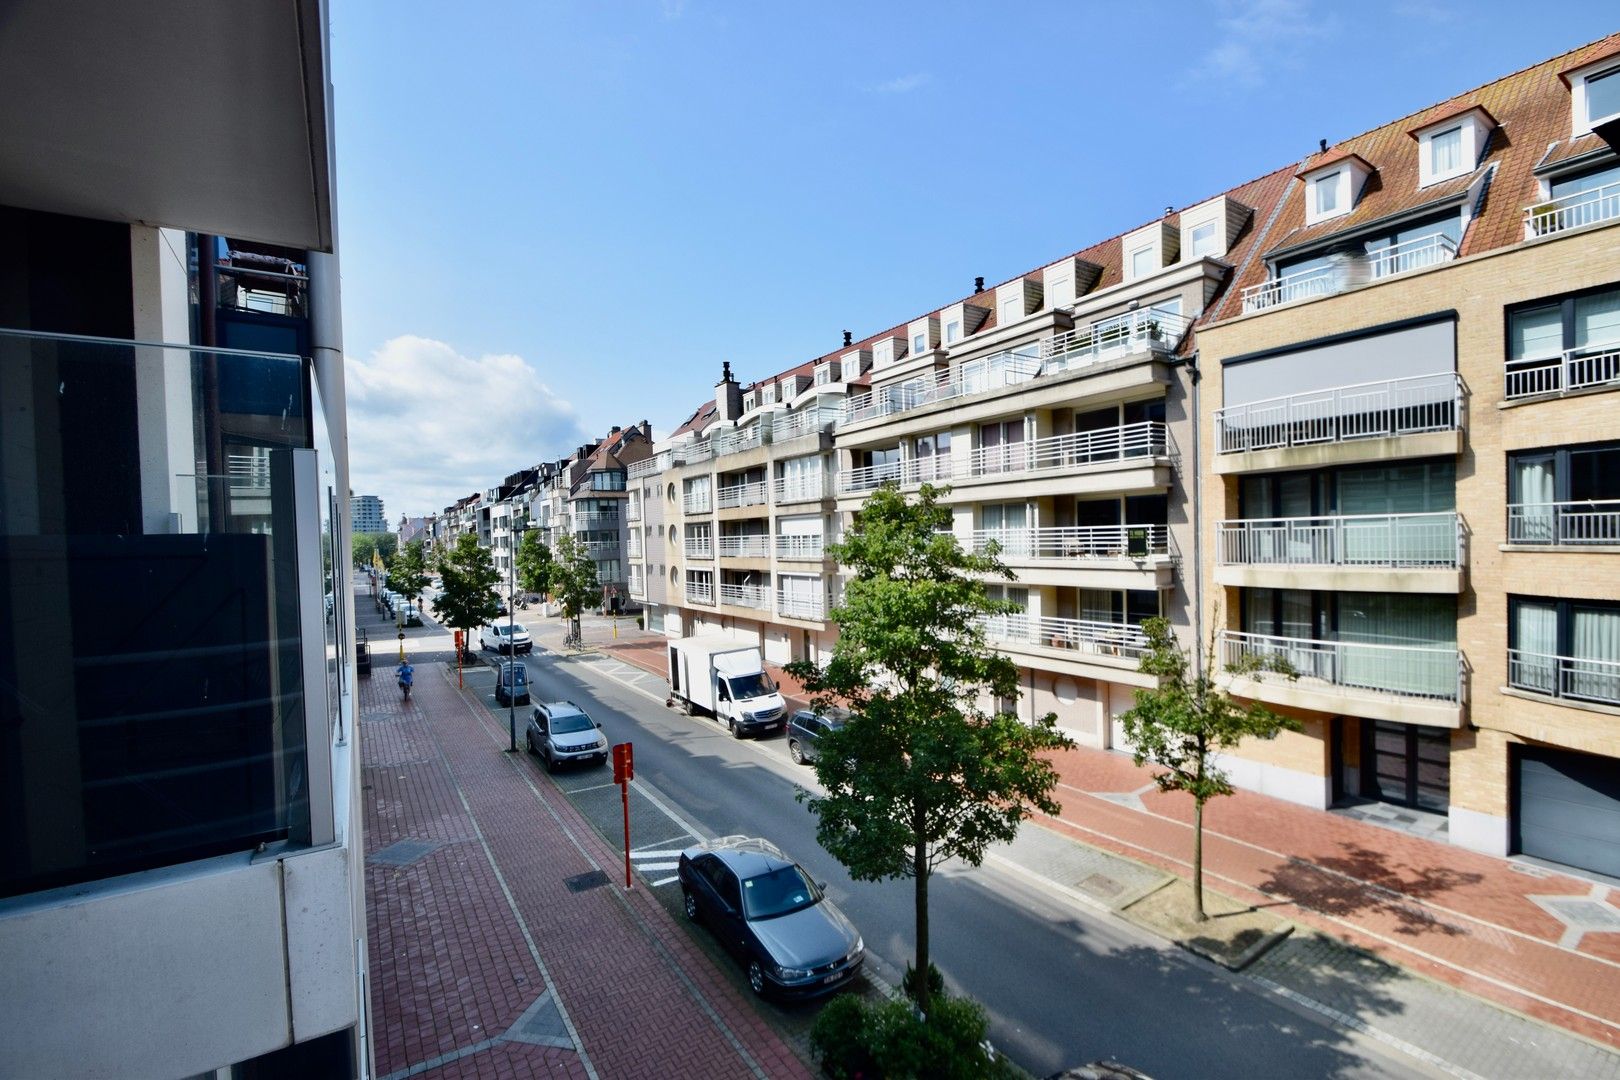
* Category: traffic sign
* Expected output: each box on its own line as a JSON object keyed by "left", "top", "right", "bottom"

{"left": 612, "top": 742, "right": 635, "bottom": 783}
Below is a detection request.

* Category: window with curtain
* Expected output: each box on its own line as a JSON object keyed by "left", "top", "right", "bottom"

{"left": 980, "top": 503, "right": 1029, "bottom": 556}
{"left": 1314, "top": 174, "right": 1339, "bottom": 214}
{"left": 1513, "top": 597, "right": 1620, "bottom": 703}
{"left": 1507, "top": 304, "right": 1563, "bottom": 361}
{"left": 1337, "top": 592, "right": 1457, "bottom": 698}
{"left": 1430, "top": 127, "right": 1462, "bottom": 176}
{"left": 1509, "top": 454, "right": 1556, "bottom": 543}
{"left": 1574, "top": 288, "right": 1620, "bottom": 351}
{"left": 1571, "top": 605, "right": 1620, "bottom": 702}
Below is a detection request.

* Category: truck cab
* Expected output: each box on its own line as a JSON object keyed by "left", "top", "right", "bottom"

{"left": 668, "top": 636, "right": 788, "bottom": 739}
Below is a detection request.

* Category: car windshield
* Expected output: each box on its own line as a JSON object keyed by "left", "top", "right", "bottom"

{"left": 504, "top": 666, "right": 526, "bottom": 684}
{"left": 510, "top": 624, "right": 527, "bottom": 634}
{"left": 550, "top": 712, "right": 593, "bottom": 734}
{"left": 742, "top": 865, "right": 819, "bottom": 920}
{"left": 727, "top": 672, "right": 776, "bottom": 699}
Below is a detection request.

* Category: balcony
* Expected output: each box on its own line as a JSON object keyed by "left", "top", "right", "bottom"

{"left": 778, "top": 591, "right": 826, "bottom": 620}
{"left": 1219, "top": 630, "right": 1464, "bottom": 726}
{"left": 1214, "top": 372, "right": 1463, "bottom": 469}
{"left": 1503, "top": 339, "right": 1620, "bottom": 400}
{"left": 773, "top": 474, "right": 831, "bottom": 504}
{"left": 1241, "top": 265, "right": 1338, "bottom": 313}
{"left": 776, "top": 534, "right": 826, "bottom": 560}
{"left": 1368, "top": 234, "right": 1458, "bottom": 279}
{"left": 574, "top": 510, "right": 621, "bottom": 530}
{"left": 712, "top": 423, "right": 766, "bottom": 456}
{"left": 774, "top": 404, "right": 839, "bottom": 442}
{"left": 1524, "top": 181, "right": 1620, "bottom": 238}
{"left": 971, "top": 525, "right": 1168, "bottom": 561}
{"left": 683, "top": 537, "right": 714, "bottom": 560}
{"left": 1508, "top": 501, "right": 1620, "bottom": 545}
{"left": 980, "top": 614, "right": 1151, "bottom": 676}
{"left": 626, "top": 537, "right": 644, "bottom": 560}
{"left": 685, "top": 580, "right": 715, "bottom": 605}
{"left": 717, "top": 534, "right": 770, "bottom": 558}
{"left": 717, "top": 480, "right": 769, "bottom": 509}
{"left": 683, "top": 490, "right": 712, "bottom": 515}
{"left": 719, "top": 582, "right": 771, "bottom": 610}
{"left": 1508, "top": 650, "right": 1620, "bottom": 706}
{"left": 581, "top": 539, "right": 619, "bottom": 559}
{"left": 1040, "top": 309, "right": 1189, "bottom": 375}
{"left": 627, "top": 455, "right": 665, "bottom": 480}
{"left": 1216, "top": 512, "right": 1464, "bottom": 591}
{"left": 628, "top": 571, "right": 646, "bottom": 600}
{"left": 626, "top": 501, "right": 642, "bottom": 523}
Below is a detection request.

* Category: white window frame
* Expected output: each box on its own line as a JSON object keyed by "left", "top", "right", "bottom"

{"left": 1128, "top": 245, "right": 1155, "bottom": 280}
{"left": 1574, "top": 62, "right": 1620, "bottom": 136}
{"left": 1188, "top": 220, "right": 1219, "bottom": 259}
{"left": 945, "top": 320, "right": 961, "bottom": 344}
{"left": 1314, "top": 173, "right": 1339, "bottom": 215}
{"left": 912, "top": 332, "right": 927, "bottom": 354}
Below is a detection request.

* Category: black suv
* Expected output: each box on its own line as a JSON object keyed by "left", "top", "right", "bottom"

{"left": 678, "top": 836, "right": 863, "bottom": 999}
{"left": 493, "top": 659, "right": 529, "bottom": 706}
{"left": 786, "top": 709, "right": 846, "bottom": 766}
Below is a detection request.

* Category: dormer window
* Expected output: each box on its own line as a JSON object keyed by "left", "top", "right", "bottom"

{"left": 1129, "top": 246, "right": 1154, "bottom": 278}
{"left": 1562, "top": 53, "right": 1620, "bottom": 137}
{"left": 1409, "top": 105, "right": 1494, "bottom": 189}
{"left": 912, "top": 332, "right": 926, "bottom": 353}
{"left": 1314, "top": 173, "right": 1340, "bottom": 216}
{"left": 815, "top": 362, "right": 833, "bottom": 385}
{"left": 1430, "top": 127, "right": 1462, "bottom": 176}
{"left": 1588, "top": 65, "right": 1620, "bottom": 128}
{"left": 945, "top": 320, "right": 961, "bottom": 344}
{"left": 1298, "top": 151, "right": 1372, "bottom": 226}
{"left": 1189, "top": 221, "right": 1219, "bottom": 258}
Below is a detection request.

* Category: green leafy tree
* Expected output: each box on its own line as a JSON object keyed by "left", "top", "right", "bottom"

{"left": 351, "top": 532, "right": 376, "bottom": 570}
{"left": 388, "top": 540, "right": 431, "bottom": 614}
{"left": 514, "top": 530, "right": 555, "bottom": 600}
{"left": 549, "top": 534, "right": 601, "bottom": 643}
{"left": 1120, "top": 617, "right": 1300, "bottom": 921}
{"left": 786, "top": 483, "right": 1074, "bottom": 1017}
{"left": 436, "top": 533, "right": 501, "bottom": 657}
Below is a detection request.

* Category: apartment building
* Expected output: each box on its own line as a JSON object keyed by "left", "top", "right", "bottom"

{"left": 0, "top": 4, "right": 368, "bottom": 1077}
{"left": 1196, "top": 35, "right": 1620, "bottom": 879}
{"left": 629, "top": 32, "right": 1620, "bottom": 883}
{"left": 352, "top": 493, "right": 386, "bottom": 534}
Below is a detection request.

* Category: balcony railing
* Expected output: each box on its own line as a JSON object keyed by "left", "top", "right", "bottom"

{"left": 712, "top": 423, "right": 767, "bottom": 456}
{"left": 776, "top": 534, "right": 826, "bottom": 560}
{"left": 626, "top": 537, "right": 644, "bottom": 560}
{"left": 1041, "top": 309, "right": 1189, "bottom": 374}
{"left": 628, "top": 573, "right": 646, "bottom": 599}
{"left": 717, "top": 480, "right": 769, "bottom": 509}
{"left": 718, "top": 534, "right": 770, "bottom": 558}
{"left": 574, "top": 510, "right": 621, "bottom": 530}
{"left": 719, "top": 582, "right": 771, "bottom": 610}
{"left": 775, "top": 404, "right": 838, "bottom": 441}
{"left": 685, "top": 580, "right": 714, "bottom": 605}
{"left": 582, "top": 539, "right": 620, "bottom": 558}
{"left": 1508, "top": 501, "right": 1620, "bottom": 545}
{"left": 683, "top": 537, "right": 714, "bottom": 559}
{"left": 1524, "top": 181, "right": 1620, "bottom": 238}
{"left": 626, "top": 501, "right": 642, "bottom": 523}
{"left": 1217, "top": 512, "right": 1462, "bottom": 568}
{"left": 1241, "top": 265, "right": 1338, "bottom": 313}
{"left": 778, "top": 591, "right": 826, "bottom": 620}
{"left": 683, "top": 490, "right": 712, "bottom": 514}
{"left": 970, "top": 524, "right": 1169, "bottom": 560}
{"left": 1368, "top": 234, "right": 1458, "bottom": 279}
{"left": 837, "top": 422, "right": 1168, "bottom": 495}
{"left": 1508, "top": 649, "right": 1620, "bottom": 705}
{"left": 1221, "top": 630, "right": 1462, "bottom": 703}
{"left": 1503, "top": 339, "right": 1620, "bottom": 400}
{"left": 627, "top": 455, "right": 665, "bottom": 480}
{"left": 1215, "top": 372, "right": 1462, "bottom": 454}
{"left": 773, "top": 473, "right": 831, "bottom": 503}
{"left": 979, "top": 614, "right": 1149, "bottom": 659}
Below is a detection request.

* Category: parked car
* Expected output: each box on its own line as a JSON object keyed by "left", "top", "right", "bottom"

{"left": 525, "top": 700, "right": 608, "bottom": 772}
{"left": 493, "top": 659, "right": 529, "bottom": 706}
{"left": 786, "top": 709, "right": 849, "bottom": 766}
{"left": 480, "top": 622, "right": 532, "bottom": 654}
{"left": 678, "top": 836, "right": 863, "bottom": 999}
{"left": 356, "top": 629, "right": 371, "bottom": 677}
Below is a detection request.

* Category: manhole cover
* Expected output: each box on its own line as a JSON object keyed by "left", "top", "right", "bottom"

{"left": 1543, "top": 897, "right": 1620, "bottom": 931}
{"left": 1079, "top": 873, "right": 1124, "bottom": 899}
{"left": 565, "top": 870, "right": 611, "bottom": 893}
{"left": 368, "top": 839, "right": 442, "bottom": 867}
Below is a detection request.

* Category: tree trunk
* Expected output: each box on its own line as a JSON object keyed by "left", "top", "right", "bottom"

{"left": 1192, "top": 797, "right": 1207, "bottom": 922}
{"left": 913, "top": 797, "right": 931, "bottom": 1017}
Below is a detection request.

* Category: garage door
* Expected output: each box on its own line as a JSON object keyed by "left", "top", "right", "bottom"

{"left": 1515, "top": 746, "right": 1620, "bottom": 879}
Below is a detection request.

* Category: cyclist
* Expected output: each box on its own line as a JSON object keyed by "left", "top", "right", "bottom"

{"left": 396, "top": 656, "right": 415, "bottom": 701}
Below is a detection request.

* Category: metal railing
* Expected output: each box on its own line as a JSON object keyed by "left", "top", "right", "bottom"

{"left": 717, "top": 480, "right": 770, "bottom": 509}
{"left": 1524, "top": 181, "right": 1620, "bottom": 238}
{"left": 1217, "top": 512, "right": 1462, "bottom": 568}
{"left": 777, "top": 591, "right": 826, "bottom": 620}
{"left": 627, "top": 455, "right": 665, "bottom": 480}
{"left": 1504, "top": 340, "right": 1620, "bottom": 400}
{"left": 774, "top": 405, "right": 838, "bottom": 441}
{"left": 683, "top": 537, "right": 714, "bottom": 559}
{"left": 970, "top": 524, "right": 1169, "bottom": 560}
{"left": 573, "top": 510, "right": 621, "bottom": 530}
{"left": 712, "top": 422, "right": 768, "bottom": 456}
{"left": 1241, "top": 265, "right": 1338, "bottom": 313}
{"left": 682, "top": 490, "right": 712, "bottom": 514}
{"left": 1215, "top": 372, "right": 1462, "bottom": 454}
{"left": 685, "top": 579, "right": 714, "bottom": 605}
{"left": 1220, "top": 630, "right": 1462, "bottom": 703}
{"left": 776, "top": 534, "right": 826, "bottom": 560}
{"left": 1508, "top": 649, "right": 1620, "bottom": 705}
{"left": 719, "top": 582, "right": 771, "bottom": 610}
{"left": 626, "top": 536, "right": 644, "bottom": 559}
{"left": 1368, "top": 234, "right": 1458, "bottom": 279}
{"left": 772, "top": 473, "right": 830, "bottom": 502}
{"left": 681, "top": 441, "right": 716, "bottom": 465}
{"left": 836, "top": 422, "right": 1167, "bottom": 494}
{"left": 717, "top": 534, "right": 769, "bottom": 558}
{"left": 979, "top": 614, "right": 1149, "bottom": 659}
{"left": 1042, "top": 309, "right": 1189, "bottom": 373}
{"left": 581, "top": 540, "right": 619, "bottom": 558}
{"left": 626, "top": 501, "right": 642, "bottom": 522}
{"left": 1508, "top": 501, "right": 1620, "bottom": 545}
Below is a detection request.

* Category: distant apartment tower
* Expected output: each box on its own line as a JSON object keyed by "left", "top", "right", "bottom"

{"left": 352, "top": 493, "right": 386, "bottom": 533}
{"left": 0, "top": 5, "right": 369, "bottom": 1078}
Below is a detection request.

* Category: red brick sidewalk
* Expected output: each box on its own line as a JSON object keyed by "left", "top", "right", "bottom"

{"left": 601, "top": 638, "right": 1620, "bottom": 1050}
{"left": 361, "top": 658, "right": 812, "bottom": 1080}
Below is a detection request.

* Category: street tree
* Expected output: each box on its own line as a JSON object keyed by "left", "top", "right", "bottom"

{"left": 514, "top": 530, "right": 555, "bottom": 601}
{"left": 1119, "top": 617, "right": 1300, "bottom": 921}
{"left": 786, "top": 483, "right": 1074, "bottom": 1017}
{"left": 352, "top": 531, "right": 397, "bottom": 570}
{"left": 436, "top": 533, "right": 501, "bottom": 658}
{"left": 388, "top": 540, "right": 431, "bottom": 615}
{"left": 549, "top": 534, "right": 600, "bottom": 645}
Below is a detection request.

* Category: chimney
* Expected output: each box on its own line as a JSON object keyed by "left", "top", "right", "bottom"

{"left": 1319, "top": 138, "right": 1328, "bottom": 153}
{"left": 842, "top": 330, "right": 853, "bottom": 347}
{"left": 974, "top": 276, "right": 984, "bottom": 293}
{"left": 610, "top": 425, "right": 621, "bottom": 434}
{"left": 639, "top": 419, "right": 652, "bottom": 438}
{"left": 1165, "top": 206, "right": 1173, "bottom": 217}
{"left": 715, "top": 361, "right": 742, "bottom": 421}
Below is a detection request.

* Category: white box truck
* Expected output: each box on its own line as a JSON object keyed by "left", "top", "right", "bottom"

{"left": 667, "top": 635, "right": 788, "bottom": 738}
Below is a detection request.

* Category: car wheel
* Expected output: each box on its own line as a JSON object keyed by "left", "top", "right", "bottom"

{"left": 728, "top": 718, "right": 742, "bottom": 740}
{"left": 526, "top": 732, "right": 536, "bottom": 755}
{"left": 747, "top": 960, "right": 767, "bottom": 997}
{"left": 789, "top": 740, "right": 805, "bottom": 765}
{"left": 545, "top": 751, "right": 558, "bottom": 774}
{"left": 683, "top": 890, "right": 699, "bottom": 921}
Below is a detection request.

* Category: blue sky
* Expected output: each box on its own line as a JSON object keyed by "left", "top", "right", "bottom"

{"left": 332, "top": 0, "right": 1620, "bottom": 519}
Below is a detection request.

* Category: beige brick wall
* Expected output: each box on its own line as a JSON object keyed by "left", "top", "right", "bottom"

{"left": 1196, "top": 221, "right": 1620, "bottom": 802}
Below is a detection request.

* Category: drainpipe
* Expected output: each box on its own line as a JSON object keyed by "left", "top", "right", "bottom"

{"left": 1175, "top": 350, "right": 1204, "bottom": 679}
{"left": 197, "top": 235, "right": 226, "bottom": 529}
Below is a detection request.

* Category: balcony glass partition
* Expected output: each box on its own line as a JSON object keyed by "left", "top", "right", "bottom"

{"left": 0, "top": 328, "right": 325, "bottom": 899}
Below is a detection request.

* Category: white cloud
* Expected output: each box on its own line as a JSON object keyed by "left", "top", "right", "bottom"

{"left": 345, "top": 335, "right": 592, "bottom": 523}
{"left": 1189, "top": 0, "right": 1336, "bottom": 89}
{"left": 868, "top": 72, "right": 931, "bottom": 95}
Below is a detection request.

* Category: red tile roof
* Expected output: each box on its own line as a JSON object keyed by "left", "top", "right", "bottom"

{"left": 1406, "top": 103, "right": 1498, "bottom": 139}
{"left": 1296, "top": 149, "right": 1374, "bottom": 178}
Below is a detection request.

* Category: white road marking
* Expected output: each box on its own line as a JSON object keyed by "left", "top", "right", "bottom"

{"left": 629, "top": 848, "right": 688, "bottom": 858}
{"left": 651, "top": 876, "right": 680, "bottom": 887}
{"left": 633, "top": 861, "right": 679, "bottom": 871}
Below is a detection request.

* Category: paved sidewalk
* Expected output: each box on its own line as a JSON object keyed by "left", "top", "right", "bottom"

{"left": 361, "top": 643, "right": 812, "bottom": 1078}
{"left": 600, "top": 637, "right": 1620, "bottom": 1058}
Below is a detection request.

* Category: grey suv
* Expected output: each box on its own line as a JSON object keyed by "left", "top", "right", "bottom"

{"left": 786, "top": 709, "right": 847, "bottom": 766}
{"left": 525, "top": 701, "right": 608, "bottom": 772}
{"left": 678, "top": 836, "right": 863, "bottom": 999}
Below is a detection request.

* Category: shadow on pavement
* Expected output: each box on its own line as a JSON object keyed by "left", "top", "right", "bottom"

{"left": 1256, "top": 845, "right": 1482, "bottom": 937}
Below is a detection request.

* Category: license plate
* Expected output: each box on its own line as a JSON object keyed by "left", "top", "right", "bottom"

{"left": 822, "top": 970, "right": 845, "bottom": 985}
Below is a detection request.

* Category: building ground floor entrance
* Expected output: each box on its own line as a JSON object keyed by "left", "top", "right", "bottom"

{"left": 1333, "top": 717, "right": 1450, "bottom": 813}
{"left": 1514, "top": 743, "right": 1620, "bottom": 880}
